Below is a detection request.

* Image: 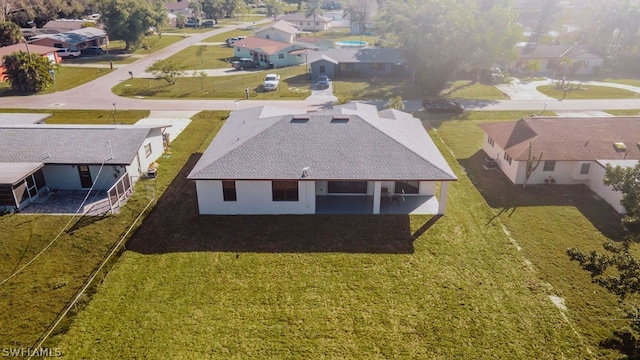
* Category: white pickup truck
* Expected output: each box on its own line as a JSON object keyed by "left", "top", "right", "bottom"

{"left": 56, "top": 48, "right": 81, "bottom": 58}
{"left": 263, "top": 73, "right": 280, "bottom": 91}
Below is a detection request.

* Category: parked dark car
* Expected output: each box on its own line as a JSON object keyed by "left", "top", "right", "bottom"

{"left": 231, "top": 58, "right": 259, "bottom": 70}
{"left": 422, "top": 99, "right": 464, "bottom": 113}
{"left": 316, "top": 75, "right": 330, "bottom": 89}
{"left": 201, "top": 20, "right": 215, "bottom": 27}
{"left": 81, "top": 46, "right": 103, "bottom": 55}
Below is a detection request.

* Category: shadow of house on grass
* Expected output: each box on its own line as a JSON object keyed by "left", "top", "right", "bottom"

{"left": 461, "top": 150, "right": 625, "bottom": 240}
{"left": 126, "top": 154, "right": 440, "bottom": 255}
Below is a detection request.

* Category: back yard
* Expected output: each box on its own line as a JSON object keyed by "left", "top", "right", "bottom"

{"left": 1, "top": 109, "right": 631, "bottom": 358}
{"left": 51, "top": 112, "right": 625, "bottom": 358}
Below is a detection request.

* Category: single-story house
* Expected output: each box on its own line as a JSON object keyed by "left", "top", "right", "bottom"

{"left": 0, "top": 43, "right": 61, "bottom": 81}
{"left": 165, "top": 0, "right": 192, "bottom": 16}
{"left": 43, "top": 19, "right": 96, "bottom": 32}
{"left": 30, "top": 27, "right": 108, "bottom": 52}
{"left": 308, "top": 48, "right": 409, "bottom": 80}
{"left": 478, "top": 116, "right": 640, "bottom": 213}
{"left": 0, "top": 123, "right": 169, "bottom": 212}
{"left": 187, "top": 103, "right": 457, "bottom": 215}
{"left": 278, "top": 13, "right": 332, "bottom": 32}
{"left": 511, "top": 43, "right": 603, "bottom": 76}
{"left": 233, "top": 37, "right": 309, "bottom": 68}
{"left": 254, "top": 20, "right": 299, "bottom": 44}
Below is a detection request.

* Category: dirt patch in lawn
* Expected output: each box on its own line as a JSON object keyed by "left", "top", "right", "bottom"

{"left": 127, "top": 154, "right": 437, "bottom": 255}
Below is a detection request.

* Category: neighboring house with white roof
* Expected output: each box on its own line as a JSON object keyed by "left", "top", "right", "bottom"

{"left": 30, "top": 27, "right": 107, "bottom": 52}
{"left": 511, "top": 43, "right": 603, "bottom": 76}
{"left": 479, "top": 116, "right": 640, "bottom": 213}
{"left": 0, "top": 122, "right": 168, "bottom": 212}
{"left": 278, "top": 13, "right": 332, "bottom": 32}
{"left": 232, "top": 37, "right": 309, "bottom": 68}
{"left": 188, "top": 103, "right": 457, "bottom": 215}
{"left": 254, "top": 20, "right": 299, "bottom": 43}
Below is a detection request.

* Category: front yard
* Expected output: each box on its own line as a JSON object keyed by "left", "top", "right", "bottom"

{"left": 113, "top": 66, "right": 309, "bottom": 100}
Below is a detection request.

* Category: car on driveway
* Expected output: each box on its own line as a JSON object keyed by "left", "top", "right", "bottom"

{"left": 316, "top": 75, "right": 330, "bottom": 89}
{"left": 81, "top": 46, "right": 103, "bottom": 55}
{"left": 225, "top": 36, "right": 246, "bottom": 46}
{"left": 56, "top": 48, "right": 80, "bottom": 58}
{"left": 231, "top": 58, "right": 259, "bottom": 70}
{"left": 422, "top": 99, "right": 464, "bottom": 113}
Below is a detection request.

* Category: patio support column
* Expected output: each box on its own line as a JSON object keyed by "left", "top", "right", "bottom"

{"left": 437, "top": 181, "right": 449, "bottom": 215}
{"left": 373, "top": 181, "right": 381, "bottom": 214}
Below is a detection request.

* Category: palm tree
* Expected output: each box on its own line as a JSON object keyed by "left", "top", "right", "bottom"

{"left": 305, "top": 0, "right": 322, "bottom": 36}
{"left": 3, "top": 51, "right": 55, "bottom": 92}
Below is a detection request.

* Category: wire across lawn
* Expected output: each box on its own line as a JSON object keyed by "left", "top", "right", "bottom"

{"left": 55, "top": 113, "right": 600, "bottom": 359}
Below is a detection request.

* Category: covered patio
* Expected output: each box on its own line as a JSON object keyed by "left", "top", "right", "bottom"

{"left": 316, "top": 195, "right": 439, "bottom": 215}
{"left": 19, "top": 190, "right": 111, "bottom": 216}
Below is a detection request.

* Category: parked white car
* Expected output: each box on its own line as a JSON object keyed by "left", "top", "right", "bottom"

{"left": 56, "top": 48, "right": 81, "bottom": 58}
{"left": 263, "top": 73, "right": 280, "bottom": 91}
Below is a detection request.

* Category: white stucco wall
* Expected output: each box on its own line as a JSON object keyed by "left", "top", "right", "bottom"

{"left": 195, "top": 180, "right": 315, "bottom": 214}
{"left": 481, "top": 135, "right": 519, "bottom": 183}
{"left": 136, "top": 129, "right": 165, "bottom": 174}
{"left": 255, "top": 28, "right": 294, "bottom": 43}
{"left": 515, "top": 160, "right": 591, "bottom": 185}
{"left": 419, "top": 181, "right": 436, "bottom": 195}
{"left": 589, "top": 162, "right": 625, "bottom": 213}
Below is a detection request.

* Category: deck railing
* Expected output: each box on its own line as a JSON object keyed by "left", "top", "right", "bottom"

{"left": 107, "top": 172, "right": 132, "bottom": 214}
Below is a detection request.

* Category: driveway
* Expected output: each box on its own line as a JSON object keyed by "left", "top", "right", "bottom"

{"left": 497, "top": 78, "right": 640, "bottom": 101}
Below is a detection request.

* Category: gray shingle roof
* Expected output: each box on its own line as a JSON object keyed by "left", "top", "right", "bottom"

{"left": 478, "top": 117, "right": 640, "bottom": 161}
{"left": 308, "top": 48, "right": 406, "bottom": 64}
{"left": 0, "top": 125, "right": 158, "bottom": 165}
{"left": 188, "top": 103, "right": 456, "bottom": 181}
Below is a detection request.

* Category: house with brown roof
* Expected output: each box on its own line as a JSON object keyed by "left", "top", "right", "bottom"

{"left": 188, "top": 103, "right": 457, "bottom": 215}
{"left": 511, "top": 43, "right": 603, "bottom": 76}
{"left": 479, "top": 116, "right": 640, "bottom": 213}
{"left": 232, "top": 37, "right": 309, "bottom": 68}
{"left": 0, "top": 43, "right": 61, "bottom": 82}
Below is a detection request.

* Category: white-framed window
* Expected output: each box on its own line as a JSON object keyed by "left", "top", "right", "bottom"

{"left": 272, "top": 181, "right": 298, "bottom": 201}
{"left": 543, "top": 160, "right": 556, "bottom": 172}
{"left": 580, "top": 163, "right": 590, "bottom": 175}
{"left": 488, "top": 136, "right": 495, "bottom": 147}
{"left": 144, "top": 143, "right": 152, "bottom": 157}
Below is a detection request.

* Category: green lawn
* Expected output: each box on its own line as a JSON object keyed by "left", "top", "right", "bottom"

{"left": 605, "top": 110, "right": 640, "bottom": 116}
{"left": 601, "top": 78, "right": 640, "bottom": 87}
{"left": 113, "top": 66, "right": 310, "bottom": 100}
{"left": 332, "top": 78, "right": 421, "bottom": 101}
{"left": 441, "top": 80, "right": 510, "bottom": 100}
{"left": 162, "top": 44, "right": 234, "bottom": 70}
{"left": 203, "top": 28, "right": 257, "bottom": 43}
{"left": 0, "top": 110, "right": 225, "bottom": 349}
{"left": 424, "top": 111, "right": 628, "bottom": 358}
{"left": 52, "top": 111, "right": 618, "bottom": 358}
{"left": 0, "top": 66, "right": 113, "bottom": 96}
{"left": 537, "top": 84, "right": 640, "bottom": 99}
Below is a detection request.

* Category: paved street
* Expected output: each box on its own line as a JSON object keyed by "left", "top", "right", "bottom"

{"left": 1, "top": 20, "right": 639, "bottom": 113}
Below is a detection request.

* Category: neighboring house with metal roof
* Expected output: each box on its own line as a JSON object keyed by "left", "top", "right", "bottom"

{"left": 0, "top": 44, "right": 61, "bottom": 81}
{"left": 188, "top": 103, "right": 457, "bottom": 215}
{"left": 511, "top": 43, "right": 603, "bottom": 76}
{"left": 277, "top": 13, "right": 332, "bottom": 32}
{"left": 478, "top": 116, "right": 640, "bottom": 213}
{"left": 308, "top": 48, "right": 409, "bottom": 80}
{"left": 30, "top": 27, "right": 107, "bottom": 52}
{"left": 232, "top": 37, "right": 309, "bottom": 68}
{"left": 0, "top": 123, "right": 168, "bottom": 212}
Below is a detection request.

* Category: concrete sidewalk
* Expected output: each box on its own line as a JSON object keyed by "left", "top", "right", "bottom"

{"left": 497, "top": 78, "right": 640, "bottom": 100}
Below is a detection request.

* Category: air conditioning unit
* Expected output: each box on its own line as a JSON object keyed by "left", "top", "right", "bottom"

{"left": 146, "top": 168, "right": 157, "bottom": 179}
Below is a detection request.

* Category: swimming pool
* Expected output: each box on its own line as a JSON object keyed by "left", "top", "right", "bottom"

{"left": 335, "top": 40, "right": 368, "bottom": 48}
